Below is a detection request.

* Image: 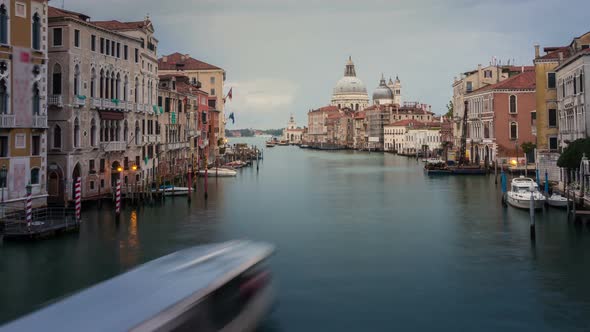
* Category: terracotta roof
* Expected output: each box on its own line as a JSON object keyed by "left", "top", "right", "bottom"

{"left": 388, "top": 119, "right": 424, "bottom": 127}
{"left": 327, "top": 113, "right": 342, "bottom": 119}
{"left": 311, "top": 105, "right": 338, "bottom": 113}
{"left": 471, "top": 70, "right": 536, "bottom": 93}
{"left": 48, "top": 6, "right": 89, "bottom": 20}
{"left": 92, "top": 20, "right": 148, "bottom": 31}
{"left": 159, "top": 53, "right": 222, "bottom": 71}
{"left": 354, "top": 111, "right": 366, "bottom": 119}
{"left": 537, "top": 47, "right": 571, "bottom": 60}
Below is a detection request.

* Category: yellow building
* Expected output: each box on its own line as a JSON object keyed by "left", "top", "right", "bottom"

{"left": 534, "top": 44, "right": 568, "bottom": 151}
{"left": 0, "top": 0, "right": 48, "bottom": 208}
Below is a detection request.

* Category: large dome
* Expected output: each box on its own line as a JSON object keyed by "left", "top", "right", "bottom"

{"left": 333, "top": 76, "right": 367, "bottom": 95}
{"left": 372, "top": 76, "right": 393, "bottom": 100}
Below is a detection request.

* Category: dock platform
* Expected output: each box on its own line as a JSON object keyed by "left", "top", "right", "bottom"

{"left": 1, "top": 207, "right": 79, "bottom": 241}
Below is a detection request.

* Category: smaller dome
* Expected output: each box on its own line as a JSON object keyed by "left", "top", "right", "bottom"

{"left": 372, "top": 75, "right": 394, "bottom": 101}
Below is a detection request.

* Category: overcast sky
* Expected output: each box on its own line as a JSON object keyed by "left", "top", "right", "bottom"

{"left": 65, "top": 0, "right": 589, "bottom": 129}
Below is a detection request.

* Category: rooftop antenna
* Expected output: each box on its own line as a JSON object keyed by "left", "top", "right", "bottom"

{"left": 62, "top": 0, "right": 65, "bottom": 9}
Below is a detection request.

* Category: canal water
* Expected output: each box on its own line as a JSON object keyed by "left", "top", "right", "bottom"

{"left": 2, "top": 137, "right": 590, "bottom": 331}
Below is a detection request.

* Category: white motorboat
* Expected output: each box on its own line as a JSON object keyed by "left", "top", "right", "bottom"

{"left": 547, "top": 193, "right": 570, "bottom": 208}
{"left": 199, "top": 167, "right": 238, "bottom": 177}
{"left": 506, "top": 176, "right": 546, "bottom": 209}
{"left": 152, "top": 185, "right": 190, "bottom": 196}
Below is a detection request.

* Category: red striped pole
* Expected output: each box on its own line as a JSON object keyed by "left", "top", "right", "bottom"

{"left": 25, "top": 184, "right": 32, "bottom": 227}
{"left": 115, "top": 178, "right": 121, "bottom": 216}
{"left": 75, "top": 177, "right": 81, "bottom": 222}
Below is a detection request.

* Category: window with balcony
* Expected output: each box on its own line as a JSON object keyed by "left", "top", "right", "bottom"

{"left": 548, "top": 109, "right": 557, "bottom": 127}
{"left": 30, "top": 168, "right": 39, "bottom": 185}
{"left": 0, "top": 79, "right": 7, "bottom": 114}
{"left": 32, "top": 135, "right": 40, "bottom": 156}
{"left": 32, "top": 13, "right": 40, "bottom": 50}
{"left": 135, "top": 122, "right": 140, "bottom": 145}
{"left": 0, "top": 5, "right": 8, "bottom": 44}
{"left": 509, "top": 95, "right": 517, "bottom": 114}
{"left": 32, "top": 83, "right": 40, "bottom": 115}
{"left": 547, "top": 72, "right": 556, "bottom": 89}
{"left": 74, "top": 64, "right": 80, "bottom": 96}
{"left": 510, "top": 122, "right": 518, "bottom": 140}
{"left": 53, "top": 27, "right": 62, "bottom": 47}
{"left": 52, "top": 63, "right": 62, "bottom": 95}
{"left": 74, "top": 29, "right": 80, "bottom": 48}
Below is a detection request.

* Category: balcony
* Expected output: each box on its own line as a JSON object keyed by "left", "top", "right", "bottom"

{"left": 32, "top": 115, "right": 47, "bottom": 128}
{"left": 100, "top": 141, "right": 126, "bottom": 152}
{"left": 0, "top": 114, "right": 15, "bottom": 128}
{"left": 74, "top": 96, "right": 86, "bottom": 107}
{"left": 167, "top": 142, "right": 189, "bottom": 150}
{"left": 48, "top": 95, "right": 63, "bottom": 107}
{"left": 91, "top": 98, "right": 101, "bottom": 109}
{"left": 102, "top": 99, "right": 115, "bottom": 109}
{"left": 187, "top": 129, "right": 200, "bottom": 137}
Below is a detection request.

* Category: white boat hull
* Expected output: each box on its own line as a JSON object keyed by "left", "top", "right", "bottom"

{"left": 506, "top": 194, "right": 545, "bottom": 210}
{"left": 152, "top": 187, "right": 190, "bottom": 196}
{"left": 198, "top": 168, "right": 237, "bottom": 177}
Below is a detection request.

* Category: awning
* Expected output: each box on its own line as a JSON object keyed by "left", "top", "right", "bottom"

{"left": 99, "top": 111, "right": 124, "bottom": 120}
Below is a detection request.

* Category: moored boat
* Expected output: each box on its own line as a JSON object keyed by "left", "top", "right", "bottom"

{"left": 265, "top": 141, "right": 275, "bottom": 147}
{"left": 506, "top": 176, "right": 546, "bottom": 209}
{"left": 424, "top": 161, "right": 452, "bottom": 175}
{"left": 156, "top": 185, "right": 190, "bottom": 196}
{"left": 547, "top": 193, "right": 570, "bottom": 208}
{"left": 198, "top": 167, "right": 238, "bottom": 177}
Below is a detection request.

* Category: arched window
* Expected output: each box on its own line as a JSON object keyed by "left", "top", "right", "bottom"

{"left": 52, "top": 63, "right": 62, "bottom": 95}
{"left": 510, "top": 122, "right": 518, "bottom": 140}
{"left": 32, "top": 13, "right": 40, "bottom": 50}
{"left": 32, "top": 83, "right": 40, "bottom": 115}
{"left": 110, "top": 72, "right": 115, "bottom": 100}
{"left": 116, "top": 73, "right": 121, "bottom": 100}
{"left": 99, "top": 69, "right": 104, "bottom": 98}
{"left": 135, "top": 121, "right": 140, "bottom": 145}
{"left": 0, "top": 79, "right": 7, "bottom": 114}
{"left": 0, "top": 5, "right": 8, "bottom": 44}
{"left": 54, "top": 125, "right": 62, "bottom": 148}
{"left": 123, "top": 120, "right": 128, "bottom": 143}
{"left": 105, "top": 70, "right": 110, "bottom": 99}
{"left": 90, "top": 68, "right": 96, "bottom": 98}
{"left": 509, "top": 95, "right": 517, "bottom": 114}
{"left": 30, "top": 168, "right": 40, "bottom": 185}
{"left": 73, "top": 117, "right": 80, "bottom": 148}
{"left": 123, "top": 76, "right": 128, "bottom": 101}
{"left": 134, "top": 77, "right": 139, "bottom": 103}
{"left": 73, "top": 64, "right": 80, "bottom": 96}
{"left": 90, "top": 118, "right": 96, "bottom": 147}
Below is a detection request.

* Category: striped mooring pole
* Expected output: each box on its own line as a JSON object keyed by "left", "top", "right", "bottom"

{"left": 75, "top": 177, "right": 81, "bottom": 222}
{"left": 25, "top": 184, "right": 32, "bottom": 227}
{"left": 115, "top": 178, "right": 121, "bottom": 217}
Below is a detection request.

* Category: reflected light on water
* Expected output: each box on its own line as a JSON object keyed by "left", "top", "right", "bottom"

{"left": 119, "top": 209, "right": 140, "bottom": 268}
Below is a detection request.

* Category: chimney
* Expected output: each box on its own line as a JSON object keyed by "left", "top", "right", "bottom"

{"left": 558, "top": 52, "right": 564, "bottom": 62}
{"left": 478, "top": 64, "right": 482, "bottom": 71}
{"left": 534, "top": 44, "right": 540, "bottom": 58}
{"left": 162, "top": 56, "right": 168, "bottom": 63}
{"left": 521, "top": 66, "right": 524, "bottom": 73}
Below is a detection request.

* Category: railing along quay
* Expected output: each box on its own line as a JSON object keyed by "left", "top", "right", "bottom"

{"left": 1, "top": 207, "right": 79, "bottom": 241}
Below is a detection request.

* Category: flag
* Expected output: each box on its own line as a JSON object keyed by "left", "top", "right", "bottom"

{"left": 229, "top": 112, "right": 235, "bottom": 124}
{"left": 227, "top": 88, "right": 233, "bottom": 100}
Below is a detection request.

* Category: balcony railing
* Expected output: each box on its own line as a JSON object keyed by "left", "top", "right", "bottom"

{"left": 100, "top": 141, "right": 126, "bottom": 152}
{"left": 32, "top": 115, "right": 47, "bottom": 128}
{"left": 91, "top": 98, "right": 101, "bottom": 109}
{"left": 74, "top": 96, "right": 86, "bottom": 107}
{"left": 102, "top": 99, "right": 115, "bottom": 109}
{"left": 0, "top": 114, "right": 15, "bottom": 128}
{"left": 167, "top": 142, "right": 189, "bottom": 150}
{"left": 48, "top": 95, "right": 63, "bottom": 107}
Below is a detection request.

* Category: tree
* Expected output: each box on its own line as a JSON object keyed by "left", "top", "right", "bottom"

{"left": 521, "top": 141, "right": 536, "bottom": 163}
{"left": 444, "top": 100, "right": 453, "bottom": 118}
{"left": 557, "top": 138, "right": 590, "bottom": 169}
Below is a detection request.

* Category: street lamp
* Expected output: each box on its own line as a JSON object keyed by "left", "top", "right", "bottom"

{"left": 0, "top": 164, "right": 6, "bottom": 204}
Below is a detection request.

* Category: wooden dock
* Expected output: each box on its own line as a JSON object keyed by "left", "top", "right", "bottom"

{"left": 1, "top": 207, "right": 79, "bottom": 241}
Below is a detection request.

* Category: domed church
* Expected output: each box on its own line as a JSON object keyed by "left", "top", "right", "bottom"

{"left": 331, "top": 57, "right": 369, "bottom": 111}
{"left": 372, "top": 74, "right": 394, "bottom": 105}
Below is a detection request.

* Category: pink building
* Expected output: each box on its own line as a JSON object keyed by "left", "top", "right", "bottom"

{"left": 465, "top": 69, "right": 536, "bottom": 165}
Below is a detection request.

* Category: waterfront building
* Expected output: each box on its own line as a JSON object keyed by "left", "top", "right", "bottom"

{"left": 384, "top": 120, "right": 419, "bottom": 153}
{"left": 464, "top": 68, "right": 536, "bottom": 165}
{"left": 389, "top": 102, "right": 434, "bottom": 123}
{"left": 452, "top": 64, "right": 530, "bottom": 153}
{"left": 307, "top": 105, "right": 338, "bottom": 145}
{"left": 556, "top": 32, "right": 590, "bottom": 149}
{"left": 158, "top": 53, "right": 226, "bottom": 149}
{"left": 353, "top": 111, "right": 366, "bottom": 149}
{"left": 331, "top": 57, "right": 369, "bottom": 111}
{"left": 282, "top": 114, "right": 304, "bottom": 144}
{"left": 0, "top": 0, "right": 49, "bottom": 208}
{"left": 403, "top": 125, "right": 442, "bottom": 156}
{"left": 47, "top": 7, "right": 159, "bottom": 203}
{"left": 364, "top": 105, "right": 390, "bottom": 151}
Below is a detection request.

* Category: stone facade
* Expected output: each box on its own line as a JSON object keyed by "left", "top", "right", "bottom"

{"left": 47, "top": 7, "right": 159, "bottom": 202}
{"left": 0, "top": 0, "right": 49, "bottom": 208}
